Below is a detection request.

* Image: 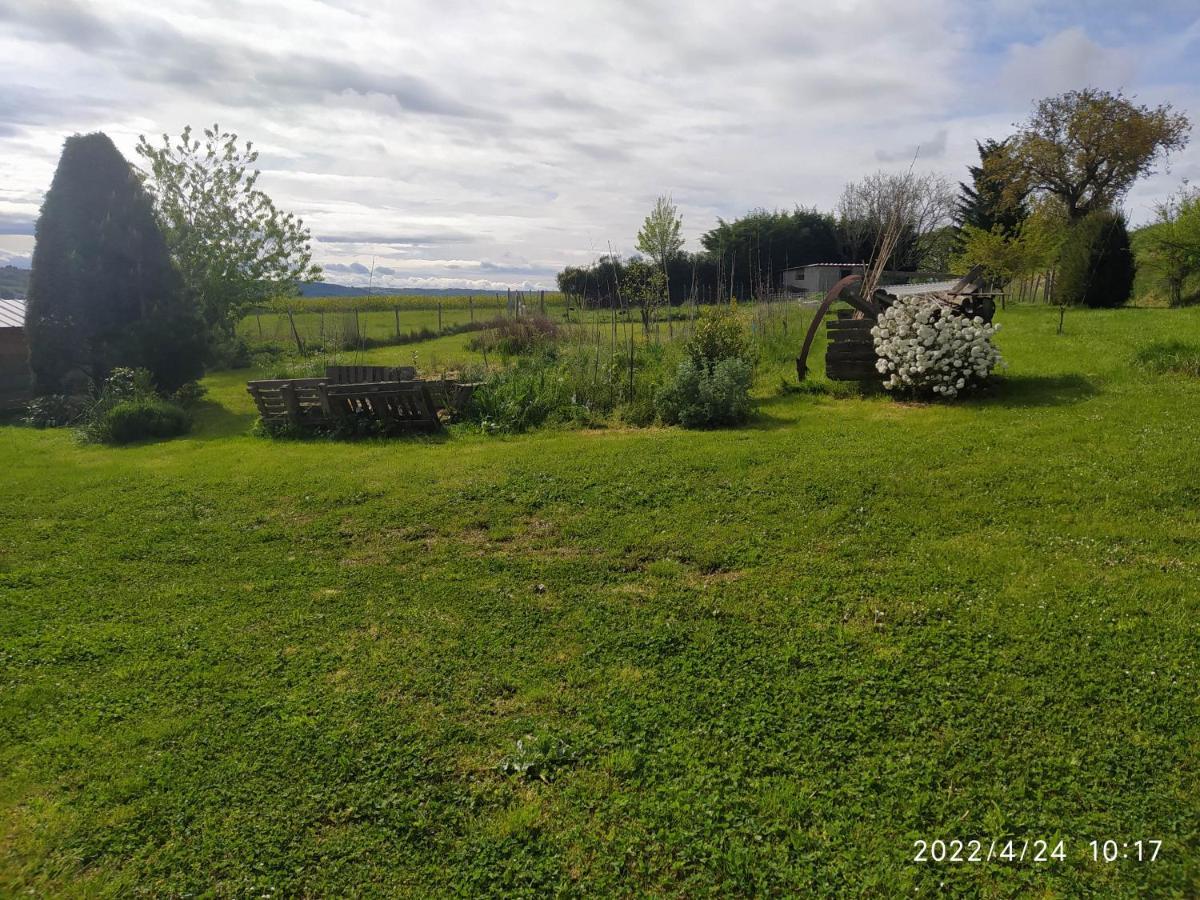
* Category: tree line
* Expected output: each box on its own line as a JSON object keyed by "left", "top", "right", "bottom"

{"left": 562, "top": 88, "right": 1195, "bottom": 311}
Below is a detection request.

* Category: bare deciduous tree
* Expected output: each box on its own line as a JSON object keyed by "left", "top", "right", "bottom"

{"left": 836, "top": 170, "right": 958, "bottom": 275}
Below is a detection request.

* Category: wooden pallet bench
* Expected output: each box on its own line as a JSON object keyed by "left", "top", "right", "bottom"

{"left": 247, "top": 377, "right": 441, "bottom": 433}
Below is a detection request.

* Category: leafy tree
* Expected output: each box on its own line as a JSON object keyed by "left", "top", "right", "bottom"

{"left": 998, "top": 89, "right": 1190, "bottom": 221}
{"left": 1055, "top": 210, "right": 1135, "bottom": 308}
{"left": 136, "top": 125, "right": 322, "bottom": 336}
{"left": 953, "top": 195, "right": 1070, "bottom": 293}
{"left": 636, "top": 195, "right": 684, "bottom": 269}
{"left": 956, "top": 138, "right": 1027, "bottom": 237}
{"left": 622, "top": 257, "right": 667, "bottom": 334}
{"left": 1136, "top": 184, "right": 1200, "bottom": 306}
{"left": 26, "top": 132, "right": 203, "bottom": 394}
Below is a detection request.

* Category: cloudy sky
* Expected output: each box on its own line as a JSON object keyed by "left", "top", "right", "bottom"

{"left": 2, "top": 0, "right": 1199, "bottom": 290}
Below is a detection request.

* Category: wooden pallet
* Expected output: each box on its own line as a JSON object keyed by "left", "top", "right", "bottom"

{"left": 324, "top": 365, "right": 417, "bottom": 384}
{"left": 247, "top": 377, "right": 441, "bottom": 433}
{"left": 825, "top": 318, "right": 882, "bottom": 383}
{"left": 321, "top": 381, "right": 440, "bottom": 432}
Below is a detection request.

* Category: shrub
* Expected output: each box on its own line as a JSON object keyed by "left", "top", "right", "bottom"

{"left": 209, "top": 333, "right": 253, "bottom": 370}
{"left": 683, "top": 306, "right": 751, "bottom": 371}
{"left": 172, "top": 381, "right": 208, "bottom": 408}
{"left": 23, "top": 394, "right": 89, "bottom": 428}
{"left": 1132, "top": 340, "right": 1200, "bottom": 377}
{"left": 1055, "top": 210, "right": 1135, "bottom": 308}
{"left": 468, "top": 316, "right": 560, "bottom": 356}
{"left": 83, "top": 397, "right": 191, "bottom": 445}
{"left": 872, "top": 297, "right": 1003, "bottom": 398}
{"left": 656, "top": 357, "right": 753, "bottom": 428}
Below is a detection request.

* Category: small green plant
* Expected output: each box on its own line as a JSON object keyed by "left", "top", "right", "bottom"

{"left": 171, "top": 381, "right": 208, "bottom": 408}
{"left": 498, "top": 734, "right": 576, "bottom": 782}
{"left": 656, "top": 357, "right": 753, "bottom": 428}
{"left": 1132, "top": 340, "right": 1200, "bottom": 376}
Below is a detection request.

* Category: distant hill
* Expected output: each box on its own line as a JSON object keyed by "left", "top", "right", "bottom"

{"left": 0, "top": 272, "right": 531, "bottom": 301}
{"left": 299, "top": 281, "right": 526, "bottom": 298}
{"left": 0, "top": 266, "right": 30, "bottom": 299}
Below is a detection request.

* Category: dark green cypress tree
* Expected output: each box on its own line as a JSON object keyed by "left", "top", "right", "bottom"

{"left": 1054, "top": 210, "right": 1135, "bottom": 308}
{"left": 26, "top": 132, "right": 204, "bottom": 393}
{"left": 956, "top": 139, "right": 1028, "bottom": 237}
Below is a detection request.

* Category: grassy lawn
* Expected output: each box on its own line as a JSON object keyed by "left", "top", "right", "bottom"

{"left": 2, "top": 306, "right": 1198, "bottom": 895}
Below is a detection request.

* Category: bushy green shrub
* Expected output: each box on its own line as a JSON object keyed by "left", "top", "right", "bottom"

{"left": 656, "top": 357, "right": 753, "bottom": 428}
{"left": 683, "top": 306, "right": 751, "bottom": 371}
{"left": 83, "top": 397, "right": 191, "bottom": 445}
{"left": 1055, "top": 210, "right": 1135, "bottom": 308}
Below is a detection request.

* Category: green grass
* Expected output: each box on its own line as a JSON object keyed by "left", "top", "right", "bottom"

{"left": 2, "top": 306, "right": 1199, "bottom": 895}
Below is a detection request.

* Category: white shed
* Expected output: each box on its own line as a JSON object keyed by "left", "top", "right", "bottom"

{"left": 780, "top": 263, "right": 865, "bottom": 296}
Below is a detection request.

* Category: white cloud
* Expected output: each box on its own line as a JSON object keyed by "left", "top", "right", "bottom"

{"left": 0, "top": 1, "right": 1197, "bottom": 283}
{"left": 996, "top": 27, "right": 1137, "bottom": 105}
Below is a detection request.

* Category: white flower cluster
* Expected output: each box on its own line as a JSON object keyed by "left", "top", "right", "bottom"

{"left": 871, "top": 297, "right": 1003, "bottom": 398}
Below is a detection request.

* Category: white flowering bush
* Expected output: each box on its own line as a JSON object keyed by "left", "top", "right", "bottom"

{"left": 871, "top": 297, "right": 1004, "bottom": 398}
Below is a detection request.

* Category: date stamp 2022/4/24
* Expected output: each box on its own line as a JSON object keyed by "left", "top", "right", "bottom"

{"left": 912, "top": 838, "right": 1163, "bottom": 864}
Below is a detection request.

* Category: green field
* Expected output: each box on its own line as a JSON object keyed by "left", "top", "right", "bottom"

{"left": 2, "top": 306, "right": 1199, "bottom": 895}
{"left": 240, "top": 293, "right": 570, "bottom": 349}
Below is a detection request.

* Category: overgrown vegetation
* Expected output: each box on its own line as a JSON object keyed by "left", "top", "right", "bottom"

{"left": 467, "top": 316, "right": 559, "bottom": 357}
{"left": 1131, "top": 340, "right": 1200, "bottom": 377}
{"left": 24, "top": 366, "right": 195, "bottom": 444}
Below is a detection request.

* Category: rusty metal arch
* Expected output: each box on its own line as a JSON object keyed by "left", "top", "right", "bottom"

{"left": 795, "top": 274, "right": 878, "bottom": 381}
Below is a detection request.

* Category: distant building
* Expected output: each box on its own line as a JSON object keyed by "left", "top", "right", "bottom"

{"left": 0, "top": 297, "right": 31, "bottom": 407}
{"left": 780, "top": 263, "right": 865, "bottom": 296}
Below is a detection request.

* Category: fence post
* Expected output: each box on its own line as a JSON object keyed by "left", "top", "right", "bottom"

{"left": 438, "top": 301, "right": 443, "bottom": 333}
{"left": 285, "top": 308, "right": 305, "bottom": 355}
{"left": 394, "top": 305, "right": 400, "bottom": 338}
{"left": 469, "top": 295, "right": 474, "bottom": 323}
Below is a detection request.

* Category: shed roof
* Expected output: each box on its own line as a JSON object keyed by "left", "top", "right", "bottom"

{"left": 885, "top": 280, "right": 961, "bottom": 297}
{"left": 783, "top": 263, "right": 866, "bottom": 270}
{"left": 0, "top": 297, "right": 25, "bottom": 329}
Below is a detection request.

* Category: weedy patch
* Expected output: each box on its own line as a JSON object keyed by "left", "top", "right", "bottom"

{"left": 497, "top": 734, "right": 578, "bottom": 782}
{"left": 1132, "top": 340, "right": 1200, "bottom": 377}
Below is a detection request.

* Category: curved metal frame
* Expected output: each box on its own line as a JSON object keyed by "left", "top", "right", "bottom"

{"left": 795, "top": 274, "right": 878, "bottom": 381}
